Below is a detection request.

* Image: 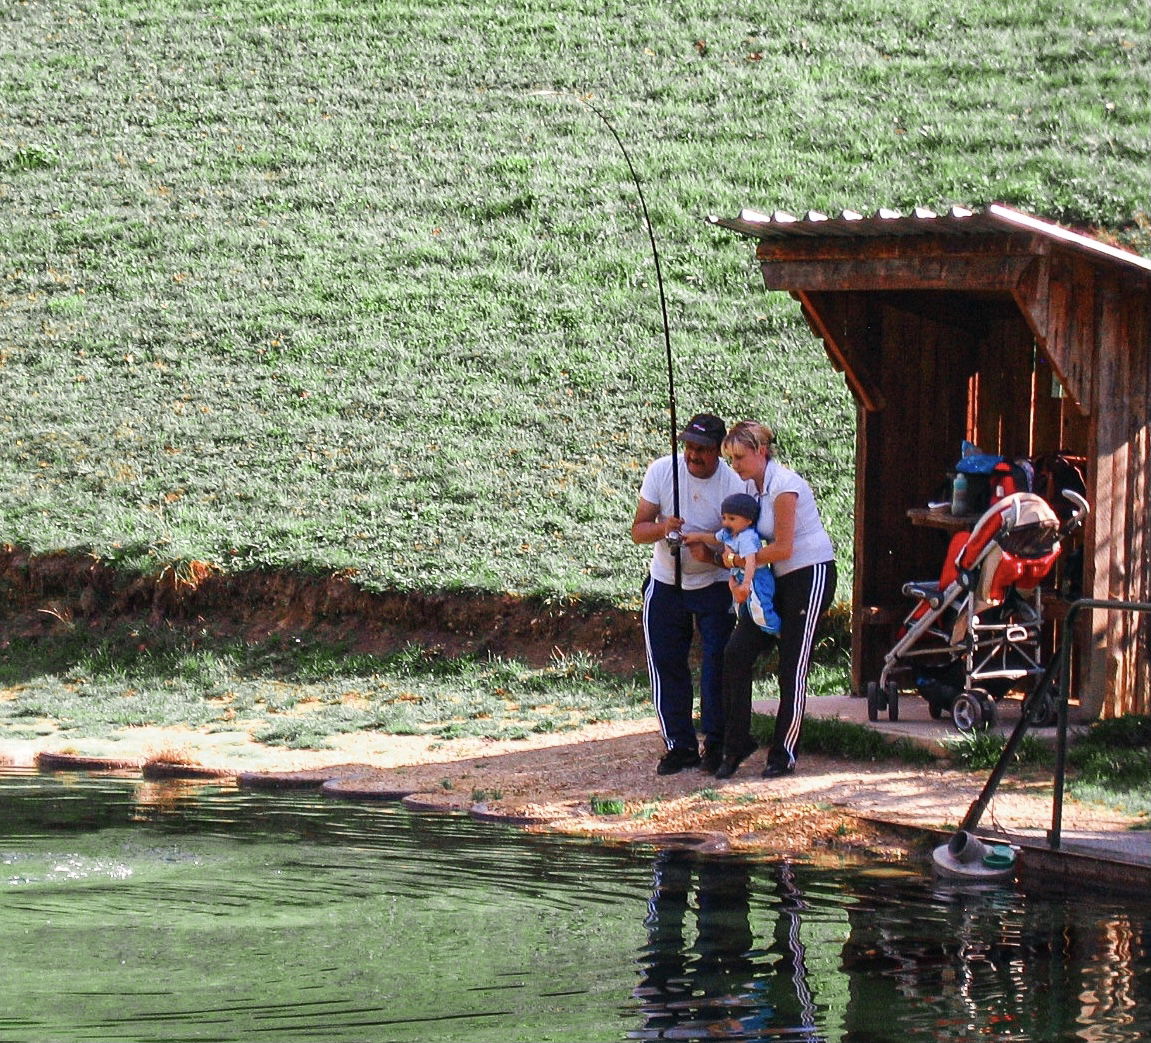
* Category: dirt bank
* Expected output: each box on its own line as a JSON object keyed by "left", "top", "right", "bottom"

{"left": 0, "top": 547, "right": 647, "bottom": 671}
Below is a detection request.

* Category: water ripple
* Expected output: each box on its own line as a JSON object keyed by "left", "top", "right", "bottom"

{"left": 2, "top": 771, "right": 1149, "bottom": 1042}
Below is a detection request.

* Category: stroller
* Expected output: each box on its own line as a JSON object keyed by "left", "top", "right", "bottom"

{"left": 866, "top": 489, "right": 1089, "bottom": 731}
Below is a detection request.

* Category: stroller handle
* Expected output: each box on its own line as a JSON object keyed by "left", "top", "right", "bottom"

{"left": 1060, "top": 489, "right": 1090, "bottom": 533}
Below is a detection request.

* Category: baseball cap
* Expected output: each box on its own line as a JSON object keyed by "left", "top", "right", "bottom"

{"left": 721, "top": 493, "right": 760, "bottom": 522}
{"left": 677, "top": 413, "right": 726, "bottom": 448}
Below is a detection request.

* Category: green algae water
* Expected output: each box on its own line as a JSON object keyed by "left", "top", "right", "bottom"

{"left": 2, "top": 769, "right": 1149, "bottom": 1043}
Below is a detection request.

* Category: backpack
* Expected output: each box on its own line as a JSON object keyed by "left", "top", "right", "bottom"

{"left": 1030, "top": 451, "right": 1088, "bottom": 521}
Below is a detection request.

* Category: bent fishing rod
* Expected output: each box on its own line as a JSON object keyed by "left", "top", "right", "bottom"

{"left": 533, "top": 91, "right": 683, "bottom": 585}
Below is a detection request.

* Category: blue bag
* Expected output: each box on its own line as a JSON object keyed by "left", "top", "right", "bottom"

{"left": 955, "top": 440, "right": 1003, "bottom": 475}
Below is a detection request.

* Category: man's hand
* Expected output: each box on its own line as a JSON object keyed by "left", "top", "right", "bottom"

{"left": 631, "top": 499, "right": 686, "bottom": 546}
{"left": 682, "top": 531, "right": 719, "bottom": 564}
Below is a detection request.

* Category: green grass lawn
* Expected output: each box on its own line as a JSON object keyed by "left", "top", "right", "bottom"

{"left": 2, "top": 1, "right": 1149, "bottom": 794}
{"left": 0, "top": 623, "right": 653, "bottom": 749}
{"left": 2, "top": 0, "right": 1148, "bottom": 607}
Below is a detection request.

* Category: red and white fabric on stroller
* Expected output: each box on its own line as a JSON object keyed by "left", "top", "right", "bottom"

{"left": 867, "top": 490, "right": 1088, "bottom": 731}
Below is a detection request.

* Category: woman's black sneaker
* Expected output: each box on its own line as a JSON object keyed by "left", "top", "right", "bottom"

{"left": 713, "top": 742, "right": 757, "bottom": 780}
{"left": 699, "top": 744, "right": 723, "bottom": 774}
{"left": 656, "top": 747, "right": 701, "bottom": 776}
{"left": 761, "top": 761, "right": 795, "bottom": 779}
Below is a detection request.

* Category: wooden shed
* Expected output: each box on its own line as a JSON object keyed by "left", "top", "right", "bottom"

{"left": 709, "top": 204, "right": 1151, "bottom": 719}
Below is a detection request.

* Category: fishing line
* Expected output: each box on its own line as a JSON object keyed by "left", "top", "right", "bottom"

{"left": 532, "top": 90, "right": 682, "bottom": 583}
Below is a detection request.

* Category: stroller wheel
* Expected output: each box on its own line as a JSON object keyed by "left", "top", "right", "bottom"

{"left": 952, "top": 690, "right": 992, "bottom": 732}
{"left": 865, "top": 681, "right": 884, "bottom": 722}
{"left": 885, "top": 682, "right": 900, "bottom": 722}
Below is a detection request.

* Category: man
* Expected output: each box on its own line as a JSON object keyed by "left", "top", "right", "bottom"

{"left": 631, "top": 413, "right": 751, "bottom": 775}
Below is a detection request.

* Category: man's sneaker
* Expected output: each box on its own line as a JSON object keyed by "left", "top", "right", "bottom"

{"left": 656, "top": 747, "right": 701, "bottom": 776}
{"left": 699, "top": 744, "right": 723, "bottom": 774}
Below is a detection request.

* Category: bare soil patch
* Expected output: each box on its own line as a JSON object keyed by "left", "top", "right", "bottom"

{"left": 0, "top": 548, "right": 647, "bottom": 671}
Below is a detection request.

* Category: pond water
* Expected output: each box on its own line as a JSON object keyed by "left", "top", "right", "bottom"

{"left": 1, "top": 769, "right": 1148, "bottom": 1043}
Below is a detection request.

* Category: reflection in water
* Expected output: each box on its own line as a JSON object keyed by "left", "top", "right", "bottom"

{"left": 1, "top": 770, "right": 1150, "bottom": 1042}
{"left": 632, "top": 846, "right": 1151, "bottom": 1042}
{"left": 839, "top": 877, "right": 1151, "bottom": 1042}
{"left": 633, "top": 851, "right": 820, "bottom": 1041}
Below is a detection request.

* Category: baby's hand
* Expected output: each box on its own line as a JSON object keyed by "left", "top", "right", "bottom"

{"left": 681, "top": 532, "right": 709, "bottom": 545}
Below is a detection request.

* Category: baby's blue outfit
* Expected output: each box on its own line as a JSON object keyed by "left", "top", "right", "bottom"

{"left": 717, "top": 526, "right": 781, "bottom": 634}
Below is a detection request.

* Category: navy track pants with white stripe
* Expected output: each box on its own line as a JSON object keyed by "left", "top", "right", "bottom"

{"left": 642, "top": 576, "right": 735, "bottom": 752}
{"left": 720, "top": 561, "right": 836, "bottom": 771}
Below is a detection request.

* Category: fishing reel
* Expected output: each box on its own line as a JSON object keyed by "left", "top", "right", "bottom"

{"left": 664, "top": 529, "right": 685, "bottom": 553}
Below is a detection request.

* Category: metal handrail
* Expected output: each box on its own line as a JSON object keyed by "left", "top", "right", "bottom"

{"left": 959, "top": 597, "right": 1151, "bottom": 850}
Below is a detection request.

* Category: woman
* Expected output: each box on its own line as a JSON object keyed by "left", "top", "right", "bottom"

{"left": 713, "top": 420, "right": 837, "bottom": 779}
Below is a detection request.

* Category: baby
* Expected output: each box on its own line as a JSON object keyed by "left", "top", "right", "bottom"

{"left": 685, "top": 493, "right": 780, "bottom": 634}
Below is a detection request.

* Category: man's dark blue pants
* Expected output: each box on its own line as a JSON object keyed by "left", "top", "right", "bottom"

{"left": 641, "top": 577, "right": 734, "bottom": 752}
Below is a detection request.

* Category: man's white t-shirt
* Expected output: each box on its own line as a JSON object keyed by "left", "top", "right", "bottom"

{"left": 639, "top": 455, "right": 752, "bottom": 589}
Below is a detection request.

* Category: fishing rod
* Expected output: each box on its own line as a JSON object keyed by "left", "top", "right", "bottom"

{"left": 533, "top": 91, "right": 683, "bottom": 584}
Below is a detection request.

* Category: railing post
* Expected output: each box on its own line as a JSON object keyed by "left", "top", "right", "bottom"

{"left": 1048, "top": 599, "right": 1081, "bottom": 850}
{"left": 1048, "top": 598, "right": 1151, "bottom": 851}
{"left": 961, "top": 597, "right": 1151, "bottom": 851}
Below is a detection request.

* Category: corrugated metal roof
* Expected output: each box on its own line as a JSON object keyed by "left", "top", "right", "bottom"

{"left": 707, "top": 203, "right": 1151, "bottom": 275}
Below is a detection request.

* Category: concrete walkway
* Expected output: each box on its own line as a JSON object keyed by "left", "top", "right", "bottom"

{"left": 776, "top": 689, "right": 1072, "bottom": 750}
{"left": 760, "top": 691, "right": 1151, "bottom": 891}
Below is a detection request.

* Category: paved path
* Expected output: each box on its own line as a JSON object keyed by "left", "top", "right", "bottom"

{"left": 771, "top": 692, "right": 1151, "bottom": 887}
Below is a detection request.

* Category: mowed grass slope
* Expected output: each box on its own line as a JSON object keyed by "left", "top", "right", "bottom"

{"left": 2, "top": 0, "right": 1149, "bottom": 607}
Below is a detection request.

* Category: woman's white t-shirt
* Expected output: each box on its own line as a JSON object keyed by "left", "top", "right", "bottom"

{"left": 755, "top": 458, "right": 835, "bottom": 577}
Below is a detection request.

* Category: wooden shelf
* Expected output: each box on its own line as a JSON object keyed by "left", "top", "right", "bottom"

{"left": 906, "top": 506, "right": 979, "bottom": 532}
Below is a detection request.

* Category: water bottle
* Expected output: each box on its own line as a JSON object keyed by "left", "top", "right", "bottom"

{"left": 951, "top": 471, "right": 970, "bottom": 516}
